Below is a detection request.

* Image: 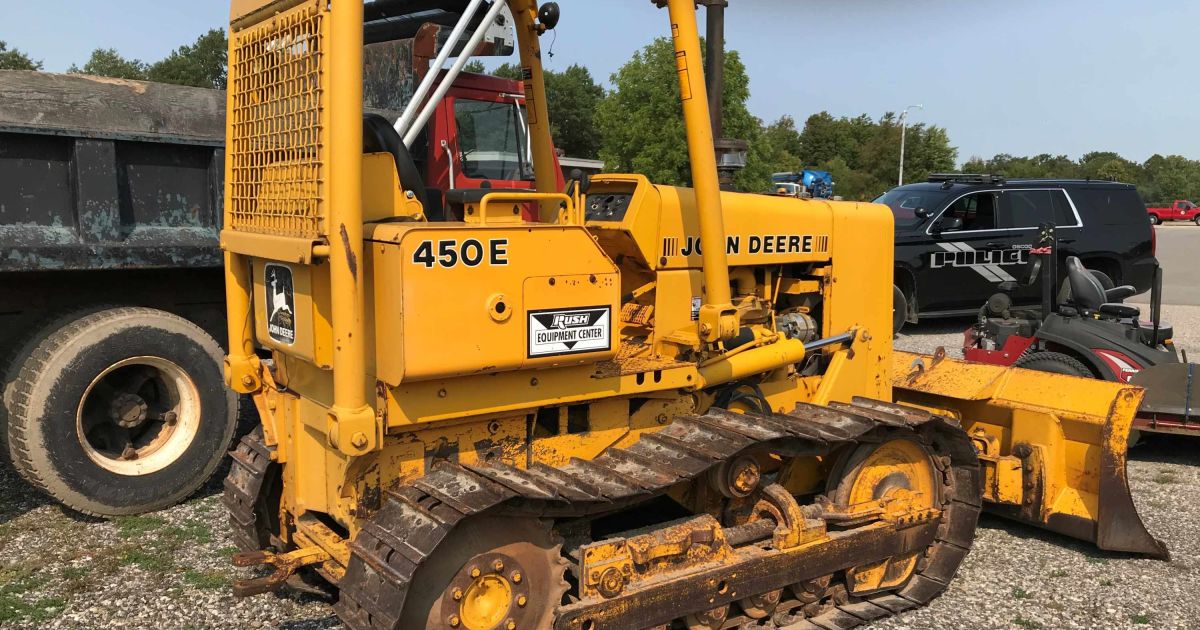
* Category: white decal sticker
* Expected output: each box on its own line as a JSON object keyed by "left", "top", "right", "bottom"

{"left": 933, "top": 242, "right": 1026, "bottom": 283}
{"left": 265, "top": 264, "right": 296, "bottom": 345}
{"left": 528, "top": 307, "right": 612, "bottom": 358}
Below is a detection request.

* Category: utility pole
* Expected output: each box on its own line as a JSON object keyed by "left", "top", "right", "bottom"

{"left": 898, "top": 104, "right": 924, "bottom": 186}
{"left": 697, "top": 0, "right": 747, "bottom": 190}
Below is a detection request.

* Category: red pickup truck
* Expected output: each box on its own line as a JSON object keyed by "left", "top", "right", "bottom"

{"left": 1147, "top": 200, "right": 1200, "bottom": 225}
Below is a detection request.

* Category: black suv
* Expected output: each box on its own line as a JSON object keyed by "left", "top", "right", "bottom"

{"left": 878, "top": 175, "right": 1158, "bottom": 328}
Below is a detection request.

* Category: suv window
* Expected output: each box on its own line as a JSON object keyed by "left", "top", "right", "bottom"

{"left": 1071, "top": 187, "right": 1146, "bottom": 226}
{"left": 874, "top": 189, "right": 949, "bottom": 228}
{"left": 941, "top": 192, "right": 997, "bottom": 231}
{"left": 999, "top": 189, "right": 1078, "bottom": 229}
{"left": 454, "top": 98, "right": 529, "bottom": 181}
{"left": 1000, "top": 190, "right": 1050, "bottom": 228}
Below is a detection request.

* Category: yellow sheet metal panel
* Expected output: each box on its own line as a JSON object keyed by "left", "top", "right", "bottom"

{"left": 227, "top": 0, "right": 328, "bottom": 239}
{"left": 370, "top": 224, "right": 620, "bottom": 385}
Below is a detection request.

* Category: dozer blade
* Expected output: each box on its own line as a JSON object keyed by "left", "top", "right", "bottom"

{"left": 892, "top": 350, "right": 1168, "bottom": 559}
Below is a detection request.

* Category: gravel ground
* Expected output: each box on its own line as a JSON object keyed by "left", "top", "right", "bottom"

{"left": 1, "top": 310, "right": 1198, "bottom": 629}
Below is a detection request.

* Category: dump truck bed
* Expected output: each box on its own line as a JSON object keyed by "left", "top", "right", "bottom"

{"left": 0, "top": 70, "right": 226, "bottom": 272}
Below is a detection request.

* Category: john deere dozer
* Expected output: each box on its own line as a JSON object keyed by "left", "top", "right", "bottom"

{"left": 220, "top": 1, "right": 1165, "bottom": 628}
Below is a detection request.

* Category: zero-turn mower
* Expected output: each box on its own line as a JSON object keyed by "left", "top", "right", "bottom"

{"left": 965, "top": 223, "right": 1198, "bottom": 438}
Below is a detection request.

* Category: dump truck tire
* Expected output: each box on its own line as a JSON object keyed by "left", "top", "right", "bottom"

{"left": 2, "top": 306, "right": 113, "bottom": 476}
{"left": 6, "top": 307, "right": 236, "bottom": 517}
{"left": 1013, "top": 351, "right": 1093, "bottom": 377}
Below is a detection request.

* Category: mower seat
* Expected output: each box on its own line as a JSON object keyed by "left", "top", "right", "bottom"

{"left": 1066, "top": 257, "right": 1137, "bottom": 311}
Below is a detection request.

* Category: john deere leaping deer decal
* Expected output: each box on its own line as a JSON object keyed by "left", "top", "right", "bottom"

{"left": 265, "top": 264, "right": 296, "bottom": 345}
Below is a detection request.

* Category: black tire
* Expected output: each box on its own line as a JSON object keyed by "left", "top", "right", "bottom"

{"left": 6, "top": 307, "right": 236, "bottom": 517}
{"left": 1194, "top": 216, "right": 1200, "bottom": 227}
{"left": 2, "top": 306, "right": 112, "bottom": 474}
{"left": 1013, "top": 351, "right": 1093, "bottom": 378}
{"left": 892, "top": 285, "right": 908, "bottom": 335}
{"left": 1149, "top": 215, "right": 1161, "bottom": 225}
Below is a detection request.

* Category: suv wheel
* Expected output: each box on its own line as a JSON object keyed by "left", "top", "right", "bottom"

{"left": 892, "top": 285, "right": 908, "bottom": 335}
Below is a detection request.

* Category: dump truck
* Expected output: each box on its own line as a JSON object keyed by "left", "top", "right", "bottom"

{"left": 221, "top": 1, "right": 1164, "bottom": 628}
{"left": 0, "top": 22, "right": 557, "bottom": 516}
{"left": 0, "top": 71, "right": 233, "bottom": 517}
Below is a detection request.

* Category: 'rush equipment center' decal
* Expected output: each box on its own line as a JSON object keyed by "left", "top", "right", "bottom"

{"left": 932, "top": 242, "right": 1031, "bottom": 283}
{"left": 528, "top": 307, "right": 612, "bottom": 358}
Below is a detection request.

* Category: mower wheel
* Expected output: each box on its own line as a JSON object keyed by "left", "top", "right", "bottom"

{"left": 1013, "top": 351, "right": 1093, "bottom": 378}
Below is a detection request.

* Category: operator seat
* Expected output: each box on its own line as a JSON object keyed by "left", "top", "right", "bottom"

{"left": 362, "top": 114, "right": 441, "bottom": 220}
{"left": 1065, "top": 257, "right": 1139, "bottom": 317}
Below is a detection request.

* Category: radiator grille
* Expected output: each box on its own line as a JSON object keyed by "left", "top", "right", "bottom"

{"left": 228, "top": 0, "right": 327, "bottom": 239}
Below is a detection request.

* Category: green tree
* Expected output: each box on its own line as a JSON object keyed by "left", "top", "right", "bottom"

{"left": 493, "top": 62, "right": 606, "bottom": 159}
{"left": 69, "top": 48, "right": 147, "bottom": 80}
{"left": 462, "top": 60, "right": 488, "bottom": 74}
{"left": 0, "top": 40, "right": 41, "bottom": 70}
{"left": 597, "top": 37, "right": 769, "bottom": 190}
{"left": 147, "top": 29, "right": 228, "bottom": 89}
{"left": 792, "top": 111, "right": 956, "bottom": 200}
{"left": 761, "top": 115, "right": 803, "bottom": 162}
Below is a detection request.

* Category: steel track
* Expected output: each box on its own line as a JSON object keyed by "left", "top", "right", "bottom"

{"left": 226, "top": 399, "right": 982, "bottom": 630}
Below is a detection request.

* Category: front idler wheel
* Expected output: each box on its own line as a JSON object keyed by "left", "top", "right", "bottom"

{"left": 401, "top": 518, "right": 567, "bottom": 630}
{"left": 828, "top": 436, "right": 940, "bottom": 595}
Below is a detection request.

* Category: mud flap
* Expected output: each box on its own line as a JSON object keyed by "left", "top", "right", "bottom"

{"left": 891, "top": 351, "right": 1168, "bottom": 559}
{"left": 1131, "top": 362, "right": 1198, "bottom": 433}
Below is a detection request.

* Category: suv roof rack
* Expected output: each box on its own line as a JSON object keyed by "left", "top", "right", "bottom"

{"left": 927, "top": 173, "right": 1007, "bottom": 186}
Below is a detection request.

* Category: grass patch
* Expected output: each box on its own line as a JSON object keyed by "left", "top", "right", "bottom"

{"left": 1011, "top": 587, "right": 1032, "bottom": 600}
{"left": 1013, "top": 617, "right": 1043, "bottom": 629}
{"left": 184, "top": 570, "right": 231, "bottom": 590}
{"left": 59, "top": 566, "right": 89, "bottom": 582}
{"left": 0, "top": 567, "right": 63, "bottom": 623}
{"left": 1085, "top": 556, "right": 1109, "bottom": 565}
{"left": 217, "top": 546, "right": 240, "bottom": 560}
{"left": 161, "top": 520, "right": 213, "bottom": 545}
{"left": 120, "top": 548, "right": 173, "bottom": 573}
{"left": 1100, "top": 578, "right": 1115, "bottom": 587}
{"left": 1153, "top": 471, "right": 1178, "bottom": 484}
{"left": 1131, "top": 613, "right": 1152, "bottom": 625}
{"left": 114, "top": 514, "right": 168, "bottom": 539}
{"left": 1048, "top": 569, "right": 1069, "bottom": 578}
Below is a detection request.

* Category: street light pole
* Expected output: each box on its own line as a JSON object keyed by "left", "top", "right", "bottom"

{"left": 898, "top": 104, "right": 924, "bottom": 186}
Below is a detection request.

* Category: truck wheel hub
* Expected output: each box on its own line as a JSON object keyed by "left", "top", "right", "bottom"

{"left": 110, "top": 392, "right": 149, "bottom": 429}
{"left": 76, "top": 356, "right": 202, "bottom": 476}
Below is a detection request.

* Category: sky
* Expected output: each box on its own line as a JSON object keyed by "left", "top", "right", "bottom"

{"left": 6, "top": 0, "right": 1199, "bottom": 164}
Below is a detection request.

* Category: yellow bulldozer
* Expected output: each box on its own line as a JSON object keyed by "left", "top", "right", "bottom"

{"left": 219, "top": 1, "right": 1165, "bottom": 628}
